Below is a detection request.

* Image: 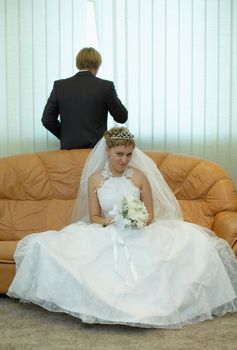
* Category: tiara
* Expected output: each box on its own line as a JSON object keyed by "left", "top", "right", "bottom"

{"left": 110, "top": 130, "right": 134, "bottom": 140}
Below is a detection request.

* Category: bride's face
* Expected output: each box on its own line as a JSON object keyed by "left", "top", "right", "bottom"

{"left": 107, "top": 145, "right": 134, "bottom": 175}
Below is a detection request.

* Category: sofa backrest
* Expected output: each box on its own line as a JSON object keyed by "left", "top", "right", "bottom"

{"left": 0, "top": 149, "right": 237, "bottom": 241}
{"left": 0, "top": 149, "right": 89, "bottom": 241}
{"left": 146, "top": 151, "right": 237, "bottom": 228}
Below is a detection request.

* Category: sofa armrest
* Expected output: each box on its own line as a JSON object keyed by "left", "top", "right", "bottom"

{"left": 212, "top": 211, "right": 237, "bottom": 255}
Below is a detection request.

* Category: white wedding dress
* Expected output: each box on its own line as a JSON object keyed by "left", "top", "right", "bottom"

{"left": 7, "top": 167, "right": 237, "bottom": 328}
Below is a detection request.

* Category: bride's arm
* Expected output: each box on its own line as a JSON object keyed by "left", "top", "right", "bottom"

{"left": 140, "top": 173, "right": 154, "bottom": 225}
{"left": 88, "top": 173, "right": 113, "bottom": 226}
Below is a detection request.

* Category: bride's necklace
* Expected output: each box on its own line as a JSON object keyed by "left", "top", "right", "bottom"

{"left": 102, "top": 161, "right": 133, "bottom": 180}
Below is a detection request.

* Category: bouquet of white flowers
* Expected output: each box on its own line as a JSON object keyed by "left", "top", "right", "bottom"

{"left": 120, "top": 196, "right": 148, "bottom": 229}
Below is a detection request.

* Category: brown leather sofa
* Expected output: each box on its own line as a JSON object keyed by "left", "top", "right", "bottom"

{"left": 1, "top": 149, "right": 237, "bottom": 294}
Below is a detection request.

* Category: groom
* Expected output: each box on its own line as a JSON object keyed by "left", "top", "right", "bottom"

{"left": 41, "top": 47, "right": 128, "bottom": 150}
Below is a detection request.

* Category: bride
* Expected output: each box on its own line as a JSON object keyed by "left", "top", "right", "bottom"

{"left": 7, "top": 127, "right": 237, "bottom": 328}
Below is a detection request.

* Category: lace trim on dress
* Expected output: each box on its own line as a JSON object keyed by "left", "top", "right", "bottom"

{"left": 102, "top": 161, "right": 133, "bottom": 180}
{"left": 7, "top": 290, "right": 237, "bottom": 329}
{"left": 95, "top": 162, "right": 134, "bottom": 192}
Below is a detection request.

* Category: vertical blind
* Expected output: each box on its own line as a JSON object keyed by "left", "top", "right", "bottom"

{"left": 0, "top": 0, "right": 237, "bottom": 187}
{"left": 94, "top": 0, "right": 237, "bottom": 186}
{"left": 0, "top": 0, "right": 87, "bottom": 154}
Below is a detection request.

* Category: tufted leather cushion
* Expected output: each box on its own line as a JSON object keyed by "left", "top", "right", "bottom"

{"left": 147, "top": 152, "right": 237, "bottom": 229}
{"left": 0, "top": 150, "right": 89, "bottom": 241}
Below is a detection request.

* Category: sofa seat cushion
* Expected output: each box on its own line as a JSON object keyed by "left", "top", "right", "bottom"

{"left": 0, "top": 241, "right": 18, "bottom": 263}
{"left": 0, "top": 199, "right": 75, "bottom": 241}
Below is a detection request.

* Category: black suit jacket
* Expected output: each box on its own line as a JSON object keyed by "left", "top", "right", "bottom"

{"left": 41, "top": 71, "right": 128, "bottom": 149}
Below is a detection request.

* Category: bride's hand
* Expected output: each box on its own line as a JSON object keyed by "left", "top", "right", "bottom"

{"left": 103, "top": 217, "right": 114, "bottom": 227}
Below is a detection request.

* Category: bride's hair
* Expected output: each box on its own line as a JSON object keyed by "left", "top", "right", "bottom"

{"left": 104, "top": 127, "right": 135, "bottom": 148}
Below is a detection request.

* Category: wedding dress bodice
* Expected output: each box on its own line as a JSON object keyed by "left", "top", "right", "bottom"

{"left": 97, "top": 176, "right": 140, "bottom": 217}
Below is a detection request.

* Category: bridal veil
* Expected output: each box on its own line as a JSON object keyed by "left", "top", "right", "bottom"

{"left": 71, "top": 137, "right": 183, "bottom": 223}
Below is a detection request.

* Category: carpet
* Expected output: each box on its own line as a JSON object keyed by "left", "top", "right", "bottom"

{"left": 0, "top": 295, "right": 236, "bottom": 350}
